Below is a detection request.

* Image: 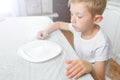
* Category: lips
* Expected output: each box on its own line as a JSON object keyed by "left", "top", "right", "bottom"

{"left": 72, "top": 25, "right": 77, "bottom": 28}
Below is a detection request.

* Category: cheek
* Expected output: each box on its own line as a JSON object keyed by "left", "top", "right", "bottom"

{"left": 75, "top": 19, "right": 91, "bottom": 31}
{"left": 78, "top": 18, "right": 93, "bottom": 26}
{"left": 76, "top": 20, "right": 87, "bottom": 28}
{"left": 73, "top": 23, "right": 85, "bottom": 32}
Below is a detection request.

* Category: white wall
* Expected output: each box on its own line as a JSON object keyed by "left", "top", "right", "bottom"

{"left": 18, "top": 0, "right": 53, "bottom": 16}
{"left": 0, "top": 0, "right": 20, "bottom": 17}
{"left": 108, "top": 0, "right": 120, "bottom": 2}
{"left": 99, "top": 4, "right": 120, "bottom": 65}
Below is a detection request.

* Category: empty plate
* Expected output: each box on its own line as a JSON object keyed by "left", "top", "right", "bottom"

{"left": 18, "top": 40, "right": 62, "bottom": 62}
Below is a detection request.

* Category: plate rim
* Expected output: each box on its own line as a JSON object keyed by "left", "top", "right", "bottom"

{"left": 18, "top": 40, "right": 62, "bottom": 62}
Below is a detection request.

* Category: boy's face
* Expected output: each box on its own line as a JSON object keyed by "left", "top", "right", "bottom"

{"left": 70, "top": 3, "right": 95, "bottom": 32}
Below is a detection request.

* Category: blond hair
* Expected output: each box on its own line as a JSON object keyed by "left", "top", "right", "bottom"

{"left": 68, "top": 0, "right": 107, "bottom": 17}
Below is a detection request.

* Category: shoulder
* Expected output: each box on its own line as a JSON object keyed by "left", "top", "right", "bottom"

{"left": 96, "top": 28, "right": 110, "bottom": 45}
{"left": 93, "top": 28, "right": 112, "bottom": 61}
{"left": 93, "top": 28, "right": 112, "bottom": 52}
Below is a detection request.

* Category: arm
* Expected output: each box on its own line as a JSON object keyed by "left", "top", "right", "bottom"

{"left": 66, "top": 60, "right": 107, "bottom": 80}
{"left": 37, "top": 21, "right": 69, "bottom": 39}
{"left": 91, "top": 42, "right": 109, "bottom": 80}
{"left": 46, "top": 22, "right": 69, "bottom": 34}
{"left": 90, "top": 61, "right": 107, "bottom": 80}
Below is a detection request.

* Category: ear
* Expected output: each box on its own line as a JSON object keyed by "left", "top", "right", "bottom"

{"left": 93, "top": 15, "right": 103, "bottom": 24}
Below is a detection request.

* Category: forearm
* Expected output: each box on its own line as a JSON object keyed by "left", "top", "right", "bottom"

{"left": 90, "top": 67, "right": 102, "bottom": 80}
{"left": 46, "top": 22, "right": 69, "bottom": 34}
{"left": 90, "top": 61, "right": 107, "bottom": 80}
{"left": 46, "top": 22, "right": 60, "bottom": 34}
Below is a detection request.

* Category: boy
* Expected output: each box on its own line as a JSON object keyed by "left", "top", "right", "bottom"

{"left": 37, "top": 0, "right": 110, "bottom": 80}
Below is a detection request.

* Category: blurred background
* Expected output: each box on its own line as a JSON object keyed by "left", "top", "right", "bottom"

{"left": 0, "top": 0, "right": 70, "bottom": 22}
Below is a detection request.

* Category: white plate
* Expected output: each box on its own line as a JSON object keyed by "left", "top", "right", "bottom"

{"left": 18, "top": 40, "right": 62, "bottom": 62}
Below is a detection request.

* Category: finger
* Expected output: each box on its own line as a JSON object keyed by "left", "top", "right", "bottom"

{"left": 37, "top": 36, "right": 42, "bottom": 40}
{"left": 66, "top": 63, "right": 79, "bottom": 76}
{"left": 66, "top": 60, "right": 73, "bottom": 64}
{"left": 38, "top": 33, "right": 44, "bottom": 39}
{"left": 73, "top": 69, "right": 85, "bottom": 79}
{"left": 37, "top": 32, "right": 42, "bottom": 39}
{"left": 67, "top": 65, "right": 83, "bottom": 78}
{"left": 66, "top": 61, "right": 77, "bottom": 71}
{"left": 38, "top": 35, "right": 42, "bottom": 39}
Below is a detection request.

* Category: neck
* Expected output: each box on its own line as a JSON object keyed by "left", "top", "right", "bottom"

{"left": 81, "top": 25, "right": 99, "bottom": 40}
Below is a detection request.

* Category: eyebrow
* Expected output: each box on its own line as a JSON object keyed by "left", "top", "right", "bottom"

{"left": 70, "top": 10, "right": 82, "bottom": 15}
{"left": 70, "top": 12, "right": 83, "bottom": 15}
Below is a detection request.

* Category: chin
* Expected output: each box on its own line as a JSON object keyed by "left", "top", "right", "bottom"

{"left": 73, "top": 26, "right": 81, "bottom": 32}
{"left": 74, "top": 28, "right": 81, "bottom": 32}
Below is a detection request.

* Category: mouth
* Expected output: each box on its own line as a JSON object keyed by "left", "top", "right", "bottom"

{"left": 72, "top": 25, "right": 81, "bottom": 32}
{"left": 72, "top": 25, "right": 77, "bottom": 29}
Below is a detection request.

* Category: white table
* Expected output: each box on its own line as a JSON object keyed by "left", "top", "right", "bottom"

{"left": 0, "top": 16, "right": 94, "bottom": 80}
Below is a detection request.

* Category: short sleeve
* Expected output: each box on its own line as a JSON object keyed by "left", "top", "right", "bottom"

{"left": 94, "top": 42, "right": 111, "bottom": 62}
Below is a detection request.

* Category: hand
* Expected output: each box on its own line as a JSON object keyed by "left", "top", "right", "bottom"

{"left": 66, "top": 59, "right": 93, "bottom": 79}
{"left": 37, "top": 30, "right": 48, "bottom": 40}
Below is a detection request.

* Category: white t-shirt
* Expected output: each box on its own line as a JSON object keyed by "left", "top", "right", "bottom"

{"left": 68, "top": 23, "right": 111, "bottom": 63}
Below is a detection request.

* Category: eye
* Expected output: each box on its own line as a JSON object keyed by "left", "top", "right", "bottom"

{"left": 77, "top": 16, "right": 83, "bottom": 19}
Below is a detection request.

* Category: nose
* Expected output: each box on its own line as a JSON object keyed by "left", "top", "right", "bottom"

{"left": 71, "top": 15, "right": 76, "bottom": 24}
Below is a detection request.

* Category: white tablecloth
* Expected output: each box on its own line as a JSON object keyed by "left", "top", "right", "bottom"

{"left": 0, "top": 16, "right": 93, "bottom": 80}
